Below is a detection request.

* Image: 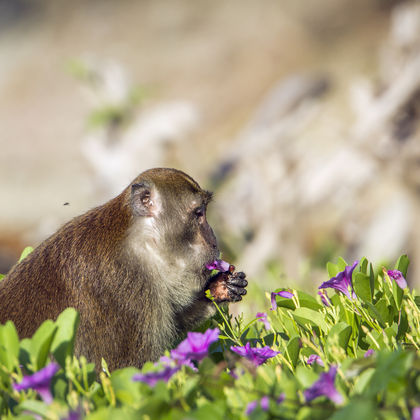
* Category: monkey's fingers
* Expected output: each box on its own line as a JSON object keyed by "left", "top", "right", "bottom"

{"left": 227, "top": 277, "right": 248, "bottom": 287}
{"left": 227, "top": 284, "right": 247, "bottom": 301}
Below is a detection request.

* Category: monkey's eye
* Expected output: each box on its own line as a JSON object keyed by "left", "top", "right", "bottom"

{"left": 142, "top": 193, "right": 151, "bottom": 205}
{"left": 194, "top": 207, "right": 205, "bottom": 219}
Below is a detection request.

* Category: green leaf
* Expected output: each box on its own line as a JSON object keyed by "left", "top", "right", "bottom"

{"left": 51, "top": 308, "right": 79, "bottom": 368}
{"left": 111, "top": 367, "right": 142, "bottom": 406}
{"left": 329, "top": 399, "right": 375, "bottom": 420}
{"left": 391, "top": 276, "right": 404, "bottom": 311}
{"left": 18, "top": 400, "right": 49, "bottom": 417}
{"left": 18, "top": 246, "right": 34, "bottom": 262}
{"left": 292, "top": 307, "right": 329, "bottom": 333}
{"left": 369, "top": 264, "right": 375, "bottom": 301}
{"left": 366, "top": 350, "right": 413, "bottom": 396}
{"left": 286, "top": 336, "right": 301, "bottom": 369}
{"left": 295, "top": 365, "right": 318, "bottom": 388}
{"left": 375, "top": 299, "right": 391, "bottom": 325}
{"left": 0, "top": 273, "right": 4, "bottom": 281}
{"left": 352, "top": 368, "right": 375, "bottom": 394}
{"left": 30, "top": 320, "right": 57, "bottom": 370}
{"left": 296, "top": 291, "right": 323, "bottom": 311}
{"left": 0, "top": 321, "right": 20, "bottom": 371}
{"left": 359, "top": 257, "right": 368, "bottom": 274}
{"left": 337, "top": 257, "right": 348, "bottom": 272}
{"left": 394, "top": 254, "right": 409, "bottom": 277}
{"left": 353, "top": 272, "right": 372, "bottom": 303}
{"left": 327, "top": 262, "right": 338, "bottom": 278}
{"left": 366, "top": 302, "right": 386, "bottom": 328}
{"left": 326, "top": 322, "right": 352, "bottom": 352}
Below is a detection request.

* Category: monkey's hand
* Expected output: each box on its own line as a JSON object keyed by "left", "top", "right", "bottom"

{"left": 207, "top": 268, "right": 247, "bottom": 303}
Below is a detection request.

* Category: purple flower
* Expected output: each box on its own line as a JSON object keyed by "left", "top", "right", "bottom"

{"left": 364, "top": 349, "right": 375, "bottom": 358}
{"left": 412, "top": 407, "right": 420, "bottom": 420}
{"left": 246, "top": 397, "right": 270, "bottom": 415}
{"left": 277, "top": 393, "right": 285, "bottom": 404}
{"left": 304, "top": 366, "right": 343, "bottom": 405}
{"left": 319, "top": 261, "right": 358, "bottom": 300}
{"left": 63, "top": 410, "right": 82, "bottom": 420}
{"left": 307, "top": 354, "right": 325, "bottom": 367}
{"left": 171, "top": 328, "right": 219, "bottom": 362}
{"left": 256, "top": 312, "right": 271, "bottom": 330}
{"left": 159, "top": 354, "right": 197, "bottom": 371}
{"left": 260, "top": 396, "right": 269, "bottom": 411}
{"left": 387, "top": 270, "right": 407, "bottom": 289}
{"left": 270, "top": 290, "right": 294, "bottom": 311}
{"left": 318, "top": 290, "right": 331, "bottom": 307}
{"left": 230, "top": 342, "right": 280, "bottom": 366}
{"left": 133, "top": 365, "right": 180, "bottom": 387}
{"left": 206, "top": 259, "right": 230, "bottom": 272}
{"left": 246, "top": 400, "right": 258, "bottom": 415}
{"left": 14, "top": 362, "right": 60, "bottom": 404}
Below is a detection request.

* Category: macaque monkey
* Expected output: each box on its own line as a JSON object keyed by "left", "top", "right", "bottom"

{"left": 0, "top": 168, "right": 247, "bottom": 370}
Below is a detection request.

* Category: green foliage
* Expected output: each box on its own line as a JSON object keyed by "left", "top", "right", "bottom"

{"left": 0, "top": 255, "right": 419, "bottom": 419}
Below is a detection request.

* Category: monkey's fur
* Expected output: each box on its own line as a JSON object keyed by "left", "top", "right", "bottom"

{"left": 0, "top": 168, "right": 247, "bottom": 371}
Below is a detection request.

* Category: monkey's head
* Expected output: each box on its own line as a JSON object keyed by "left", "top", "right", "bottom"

{"left": 126, "top": 168, "right": 219, "bottom": 289}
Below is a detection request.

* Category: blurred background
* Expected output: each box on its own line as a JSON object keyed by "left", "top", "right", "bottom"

{"left": 1, "top": 0, "right": 420, "bottom": 313}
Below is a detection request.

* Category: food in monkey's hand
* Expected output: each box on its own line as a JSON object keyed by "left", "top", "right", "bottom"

{"left": 206, "top": 259, "right": 248, "bottom": 303}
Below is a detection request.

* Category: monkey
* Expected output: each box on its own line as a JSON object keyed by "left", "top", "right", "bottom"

{"left": 0, "top": 168, "right": 247, "bottom": 371}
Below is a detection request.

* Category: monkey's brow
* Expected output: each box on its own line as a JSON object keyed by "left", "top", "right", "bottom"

{"left": 203, "top": 191, "right": 213, "bottom": 205}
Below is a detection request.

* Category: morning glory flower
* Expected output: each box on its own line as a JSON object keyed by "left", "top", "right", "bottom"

{"left": 412, "top": 407, "right": 420, "bottom": 420}
{"left": 171, "top": 328, "right": 219, "bottom": 362}
{"left": 159, "top": 354, "right": 197, "bottom": 371}
{"left": 387, "top": 270, "right": 407, "bottom": 289}
{"left": 256, "top": 312, "right": 271, "bottom": 330}
{"left": 246, "top": 400, "right": 258, "bottom": 415}
{"left": 277, "top": 393, "right": 285, "bottom": 404}
{"left": 270, "top": 290, "right": 294, "bottom": 311}
{"left": 205, "top": 259, "right": 230, "bottom": 272}
{"left": 319, "top": 261, "right": 358, "bottom": 300}
{"left": 260, "top": 396, "right": 269, "bottom": 411}
{"left": 13, "top": 362, "right": 60, "bottom": 404}
{"left": 307, "top": 354, "right": 325, "bottom": 367}
{"left": 364, "top": 349, "right": 375, "bottom": 358}
{"left": 230, "top": 342, "right": 280, "bottom": 366}
{"left": 303, "top": 365, "right": 343, "bottom": 405}
{"left": 246, "top": 396, "right": 270, "bottom": 415}
{"left": 133, "top": 365, "right": 180, "bottom": 387}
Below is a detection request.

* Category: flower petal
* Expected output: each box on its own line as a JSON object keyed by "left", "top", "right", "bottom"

{"left": 245, "top": 400, "right": 258, "bottom": 415}
{"left": 304, "top": 366, "right": 343, "bottom": 405}
{"left": 319, "top": 261, "right": 358, "bottom": 300}
{"left": 231, "top": 342, "right": 280, "bottom": 366}
{"left": 307, "top": 354, "right": 324, "bottom": 367}
{"left": 205, "top": 259, "right": 230, "bottom": 272}
{"left": 132, "top": 365, "right": 180, "bottom": 387}
{"left": 256, "top": 312, "right": 271, "bottom": 330}
{"left": 270, "top": 290, "right": 293, "bottom": 310}
{"left": 171, "top": 328, "right": 219, "bottom": 362}
{"left": 387, "top": 270, "right": 407, "bottom": 289}
{"left": 13, "top": 362, "right": 60, "bottom": 404}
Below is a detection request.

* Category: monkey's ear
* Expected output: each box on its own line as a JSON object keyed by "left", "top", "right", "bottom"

{"left": 130, "top": 182, "right": 160, "bottom": 217}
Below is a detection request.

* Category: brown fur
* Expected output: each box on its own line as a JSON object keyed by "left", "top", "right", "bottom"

{"left": 0, "top": 168, "right": 247, "bottom": 371}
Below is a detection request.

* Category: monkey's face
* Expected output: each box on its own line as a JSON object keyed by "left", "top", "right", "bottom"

{"left": 128, "top": 169, "right": 219, "bottom": 288}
